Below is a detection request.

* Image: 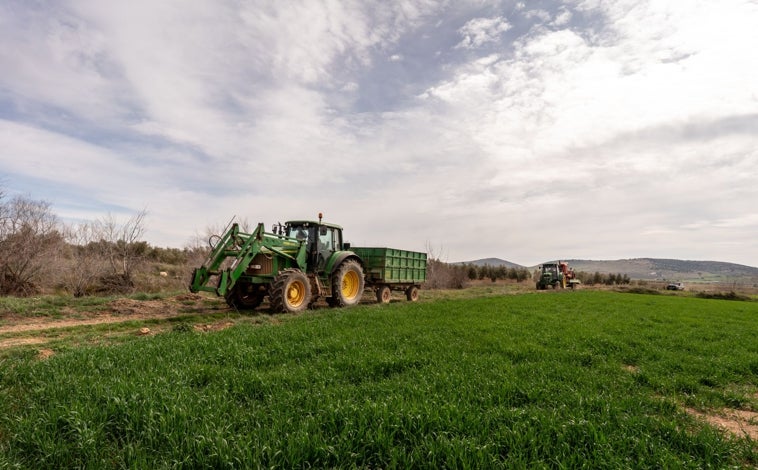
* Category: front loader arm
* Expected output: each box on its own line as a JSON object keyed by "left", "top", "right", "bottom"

{"left": 216, "top": 223, "right": 267, "bottom": 296}
{"left": 189, "top": 221, "right": 308, "bottom": 297}
{"left": 189, "top": 223, "right": 243, "bottom": 293}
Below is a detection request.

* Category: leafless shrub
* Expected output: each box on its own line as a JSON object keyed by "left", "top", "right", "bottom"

{"left": 424, "top": 243, "right": 468, "bottom": 290}
{"left": 95, "top": 210, "right": 148, "bottom": 284}
{"left": 57, "top": 222, "right": 110, "bottom": 296}
{"left": 58, "top": 210, "right": 149, "bottom": 296}
{"left": 0, "top": 195, "right": 64, "bottom": 296}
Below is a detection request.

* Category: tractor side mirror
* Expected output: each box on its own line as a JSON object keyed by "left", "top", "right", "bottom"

{"left": 343, "top": 242, "right": 351, "bottom": 250}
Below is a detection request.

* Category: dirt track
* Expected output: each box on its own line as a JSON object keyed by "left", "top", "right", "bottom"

{"left": 0, "top": 294, "right": 217, "bottom": 340}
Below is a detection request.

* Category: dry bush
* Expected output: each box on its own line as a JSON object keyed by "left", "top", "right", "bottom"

{"left": 425, "top": 259, "right": 468, "bottom": 290}
{"left": 56, "top": 210, "right": 150, "bottom": 296}
{"left": 0, "top": 195, "right": 64, "bottom": 296}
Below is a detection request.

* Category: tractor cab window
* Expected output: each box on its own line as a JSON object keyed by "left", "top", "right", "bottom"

{"left": 543, "top": 265, "right": 558, "bottom": 275}
{"left": 314, "top": 226, "right": 343, "bottom": 272}
{"left": 286, "top": 224, "right": 311, "bottom": 242}
{"left": 318, "top": 226, "right": 334, "bottom": 252}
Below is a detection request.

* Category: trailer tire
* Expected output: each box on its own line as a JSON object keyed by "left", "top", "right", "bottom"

{"left": 376, "top": 285, "right": 391, "bottom": 304}
{"left": 330, "top": 259, "right": 364, "bottom": 307}
{"left": 270, "top": 269, "right": 311, "bottom": 313}
{"left": 405, "top": 286, "right": 419, "bottom": 302}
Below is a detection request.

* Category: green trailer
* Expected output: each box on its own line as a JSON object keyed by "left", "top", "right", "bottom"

{"left": 351, "top": 247, "right": 427, "bottom": 303}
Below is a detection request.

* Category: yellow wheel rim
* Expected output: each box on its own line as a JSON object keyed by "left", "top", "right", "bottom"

{"left": 341, "top": 270, "right": 360, "bottom": 300}
{"left": 287, "top": 280, "right": 306, "bottom": 308}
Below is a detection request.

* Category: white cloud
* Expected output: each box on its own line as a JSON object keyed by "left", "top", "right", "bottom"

{"left": 552, "top": 9, "right": 572, "bottom": 26}
{"left": 456, "top": 16, "right": 512, "bottom": 49}
{"left": 416, "top": 0, "right": 758, "bottom": 264}
{"left": 1, "top": 0, "right": 757, "bottom": 267}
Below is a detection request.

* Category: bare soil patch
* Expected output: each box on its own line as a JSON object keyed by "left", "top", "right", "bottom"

{"left": 686, "top": 407, "right": 758, "bottom": 440}
{"left": 0, "top": 337, "right": 48, "bottom": 348}
{"left": 37, "top": 348, "right": 55, "bottom": 360}
{"left": 194, "top": 321, "right": 235, "bottom": 333}
{"left": 622, "top": 365, "right": 757, "bottom": 442}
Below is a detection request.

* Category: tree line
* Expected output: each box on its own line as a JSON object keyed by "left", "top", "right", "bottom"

{"left": 573, "top": 271, "right": 632, "bottom": 286}
{"left": 0, "top": 192, "right": 204, "bottom": 297}
{"left": 425, "top": 261, "right": 633, "bottom": 289}
{"left": 1, "top": 191, "right": 634, "bottom": 297}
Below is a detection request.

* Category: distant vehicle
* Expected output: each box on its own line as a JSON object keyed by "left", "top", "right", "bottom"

{"left": 536, "top": 261, "right": 580, "bottom": 290}
{"left": 666, "top": 282, "right": 685, "bottom": 291}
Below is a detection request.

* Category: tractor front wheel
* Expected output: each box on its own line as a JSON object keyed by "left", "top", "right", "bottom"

{"left": 226, "top": 282, "right": 265, "bottom": 310}
{"left": 330, "top": 260, "right": 365, "bottom": 307}
{"left": 270, "top": 269, "right": 311, "bottom": 313}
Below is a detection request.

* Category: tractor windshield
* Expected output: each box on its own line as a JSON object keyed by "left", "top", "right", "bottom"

{"left": 543, "top": 264, "right": 558, "bottom": 275}
{"left": 286, "top": 223, "right": 313, "bottom": 242}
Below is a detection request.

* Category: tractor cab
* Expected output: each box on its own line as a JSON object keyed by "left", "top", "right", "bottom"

{"left": 284, "top": 220, "right": 345, "bottom": 273}
{"left": 541, "top": 263, "right": 559, "bottom": 277}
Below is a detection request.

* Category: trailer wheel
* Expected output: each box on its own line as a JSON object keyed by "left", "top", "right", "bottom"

{"left": 376, "top": 285, "right": 391, "bottom": 304}
{"left": 330, "top": 260, "right": 364, "bottom": 307}
{"left": 405, "top": 286, "right": 419, "bottom": 302}
{"left": 270, "top": 269, "right": 311, "bottom": 313}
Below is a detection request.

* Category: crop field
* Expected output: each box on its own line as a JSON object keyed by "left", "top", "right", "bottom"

{"left": 1, "top": 290, "right": 757, "bottom": 468}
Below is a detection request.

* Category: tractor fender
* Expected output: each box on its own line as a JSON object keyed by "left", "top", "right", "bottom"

{"left": 326, "top": 251, "right": 365, "bottom": 276}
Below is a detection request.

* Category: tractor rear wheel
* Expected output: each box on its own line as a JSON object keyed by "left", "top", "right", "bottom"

{"left": 330, "top": 260, "right": 364, "bottom": 307}
{"left": 376, "top": 285, "right": 391, "bottom": 304}
{"left": 270, "top": 269, "right": 311, "bottom": 313}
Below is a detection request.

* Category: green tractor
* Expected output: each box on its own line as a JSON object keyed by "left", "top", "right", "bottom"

{"left": 536, "top": 261, "right": 579, "bottom": 290}
{"left": 189, "top": 215, "right": 365, "bottom": 313}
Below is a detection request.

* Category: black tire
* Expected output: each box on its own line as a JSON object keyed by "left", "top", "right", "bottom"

{"left": 405, "top": 286, "right": 419, "bottom": 302}
{"left": 330, "top": 260, "right": 364, "bottom": 307}
{"left": 270, "top": 269, "right": 311, "bottom": 313}
{"left": 225, "top": 282, "right": 264, "bottom": 309}
{"left": 376, "top": 285, "right": 391, "bottom": 304}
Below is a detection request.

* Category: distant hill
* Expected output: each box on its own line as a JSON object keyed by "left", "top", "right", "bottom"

{"left": 460, "top": 258, "right": 525, "bottom": 269}
{"left": 551, "top": 258, "right": 758, "bottom": 282}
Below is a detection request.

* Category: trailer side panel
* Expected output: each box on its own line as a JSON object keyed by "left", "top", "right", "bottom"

{"left": 352, "top": 247, "right": 427, "bottom": 284}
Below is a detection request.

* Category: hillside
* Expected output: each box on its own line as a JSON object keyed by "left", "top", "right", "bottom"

{"left": 458, "top": 257, "right": 758, "bottom": 283}
{"left": 462, "top": 258, "right": 525, "bottom": 269}
{"left": 556, "top": 258, "right": 758, "bottom": 283}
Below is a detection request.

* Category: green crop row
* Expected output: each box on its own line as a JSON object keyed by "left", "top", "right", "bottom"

{"left": 1, "top": 291, "right": 756, "bottom": 468}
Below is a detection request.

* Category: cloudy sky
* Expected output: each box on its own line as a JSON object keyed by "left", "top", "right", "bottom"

{"left": 1, "top": 0, "right": 757, "bottom": 267}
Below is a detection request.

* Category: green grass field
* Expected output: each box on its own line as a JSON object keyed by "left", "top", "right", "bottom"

{"left": 1, "top": 291, "right": 757, "bottom": 468}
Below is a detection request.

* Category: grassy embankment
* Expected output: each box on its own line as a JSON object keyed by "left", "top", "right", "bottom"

{"left": 1, "top": 290, "right": 757, "bottom": 468}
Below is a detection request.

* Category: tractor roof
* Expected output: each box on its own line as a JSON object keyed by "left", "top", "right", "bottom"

{"left": 285, "top": 220, "right": 343, "bottom": 230}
